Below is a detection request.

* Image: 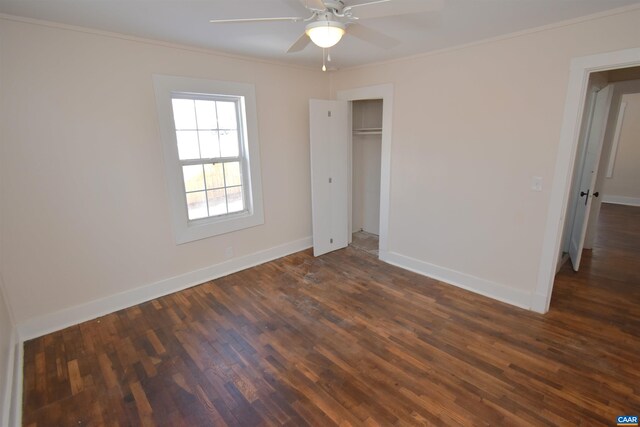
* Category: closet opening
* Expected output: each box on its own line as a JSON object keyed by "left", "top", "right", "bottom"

{"left": 349, "top": 99, "right": 382, "bottom": 257}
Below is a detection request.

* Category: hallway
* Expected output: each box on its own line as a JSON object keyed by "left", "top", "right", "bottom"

{"left": 552, "top": 203, "right": 640, "bottom": 325}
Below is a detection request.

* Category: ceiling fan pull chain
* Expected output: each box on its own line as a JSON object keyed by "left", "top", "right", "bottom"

{"left": 322, "top": 48, "right": 327, "bottom": 71}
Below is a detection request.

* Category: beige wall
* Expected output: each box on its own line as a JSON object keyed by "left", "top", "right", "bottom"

{"left": 603, "top": 92, "right": 640, "bottom": 199}
{"left": 0, "top": 18, "right": 328, "bottom": 323}
{"left": 331, "top": 9, "right": 640, "bottom": 298}
{"left": 2, "top": 8, "right": 640, "bottom": 329}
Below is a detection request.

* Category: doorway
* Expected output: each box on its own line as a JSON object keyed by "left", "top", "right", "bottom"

{"left": 536, "top": 47, "right": 640, "bottom": 313}
{"left": 308, "top": 85, "right": 393, "bottom": 258}
{"left": 559, "top": 73, "right": 612, "bottom": 272}
{"left": 350, "top": 99, "right": 382, "bottom": 257}
{"left": 337, "top": 84, "right": 394, "bottom": 260}
{"left": 560, "top": 70, "right": 640, "bottom": 275}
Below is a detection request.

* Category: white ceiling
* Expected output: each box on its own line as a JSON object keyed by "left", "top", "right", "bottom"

{"left": 1, "top": 0, "right": 639, "bottom": 69}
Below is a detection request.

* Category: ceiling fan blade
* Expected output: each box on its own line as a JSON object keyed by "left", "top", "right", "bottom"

{"left": 209, "top": 17, "right": 303, "bottom": 24}
{"left": 347, "top": 23, "right": 399, "bottom": 49}
{"left": 346, "top": 0, "right": 443, "bottom": 20}
{"left": 347, "top": 0, "right": 391, "bottom": 9}
{"left": 299, "top": 0, "right": 327, "bottom": 11}
{"left": 287, "top": 33, "right": 311, "bottom": 53}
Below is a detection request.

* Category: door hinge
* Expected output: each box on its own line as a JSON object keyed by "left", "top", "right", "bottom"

{"left": 328, "top": 110, "right": 332, "bottom": 117}
{"left": 330, "top": 238, "right": 333, "bottom": 244}
{"left": 329, "top": 177, "right": 332, "bottom": 183}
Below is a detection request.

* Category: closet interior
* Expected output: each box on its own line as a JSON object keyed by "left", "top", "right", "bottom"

{"left": 351, "top": 99, "right": 382, "bottom": 256}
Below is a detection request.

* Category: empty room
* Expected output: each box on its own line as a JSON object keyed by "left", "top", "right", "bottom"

{"left": 1, "top": 0, "right": 640, "bottom": 425}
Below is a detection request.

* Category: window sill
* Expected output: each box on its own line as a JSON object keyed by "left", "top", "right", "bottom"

{"left": 176, "top": 209, "right": 264, "bottom": 244}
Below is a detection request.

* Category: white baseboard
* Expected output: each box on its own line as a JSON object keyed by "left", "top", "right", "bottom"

{"left": 529, "top": 293, "right": 549, "bottom": 314}
{"left": 1, "top": 327, "right": 17, "bottom": 427}
{"left": 17, "top": 237, "right": 312, "bottom": 341}
{"left": 384, "top": 251, "right": 533, "bottom": 311}
{"left": 602, "top": 195, "right": 640, "bottom": 207}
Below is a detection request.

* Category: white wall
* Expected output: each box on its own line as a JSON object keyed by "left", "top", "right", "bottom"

{"left": 0, "top": 17, "right": 328, "bottom": 327}
{"left": 603, "top": 92, "right": 640, "bottom": 202}
{"left": 331, "top": 8, "right": 640, "bottom": 307}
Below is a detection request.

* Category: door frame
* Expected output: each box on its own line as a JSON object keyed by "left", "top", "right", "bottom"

{"left": 534, "top": 47, "right": 640, "bottom": 313}
{"left": 337, "top": 84, "right": 393, "bottom": 259}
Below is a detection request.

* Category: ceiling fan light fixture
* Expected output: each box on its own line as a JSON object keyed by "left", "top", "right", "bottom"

{"left": 305, "top": 20, "right": 345, "bottom": 48}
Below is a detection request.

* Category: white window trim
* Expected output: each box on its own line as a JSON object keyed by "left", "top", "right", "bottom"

{"left": 153, "top": 74, "right": 264, "bottom": 244}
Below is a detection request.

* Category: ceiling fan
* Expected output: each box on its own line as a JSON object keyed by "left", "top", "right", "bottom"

{"left": 209, "top": 0, "right": 443, "bottom": 70}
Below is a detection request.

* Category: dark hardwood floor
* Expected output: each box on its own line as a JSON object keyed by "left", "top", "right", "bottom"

{"left": 22, "top": 203, "right": 640, "bottom": 426}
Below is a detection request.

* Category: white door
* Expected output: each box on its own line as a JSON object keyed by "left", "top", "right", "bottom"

{"left": 568, "top": 84, "right": 613, "bottom": 271}
{"left": 309, "top": 99, "right": 349, "bottom": 256}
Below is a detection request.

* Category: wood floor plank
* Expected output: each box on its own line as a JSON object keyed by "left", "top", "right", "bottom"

{"left": 22, "top": 203, "right": 640, "bottom": 426}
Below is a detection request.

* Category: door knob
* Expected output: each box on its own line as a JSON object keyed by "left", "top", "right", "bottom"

{"left": 580, "top": 189, "right": 589, "bottom": 206}
{"left": 593, "top": 192, "right": 599, "bottom": 197}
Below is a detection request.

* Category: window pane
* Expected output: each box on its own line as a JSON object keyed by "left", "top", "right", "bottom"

{"left": 207, "top": 189, "right": 227, "bottom": 216}
{"left": 216, "top": 101, "right": 237, "bottom": 129}
{"left": 176, "top": 131, "right": 200, "bottom": 160}
{"left": 172, "top": 99, "right": 196, "bottom": 130}
{"left": 186, "top": 191, "right": 208, "bottom": 220}
{"left": 204, "top": 163, "right": 225, "bottom": 189}
{"left": 219, "top": 130, "right": 239, "bottom": 158}
{"left": 183, "top": 164, "right": 205, "bottom": 192}
{"left": 198, "top": 131, "right": 220, "bottom": 159}
{"left": 227, "top": 186, "right": 244, "bottom": 213}
{"left": 224, "top": 162, "right": 242, "bottom": 187}
{"left": 195, "top": 100, "right": 217, "bottom": 130}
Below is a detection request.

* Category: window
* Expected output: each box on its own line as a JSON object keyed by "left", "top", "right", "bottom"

{"left": 172, "top": 96, "right": 246, "bottom": 220}
{"left": 153, "top": 75, "right": 264, "bottom": 244}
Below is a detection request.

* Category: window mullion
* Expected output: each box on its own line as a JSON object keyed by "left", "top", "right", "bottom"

{"left": 190, "top": 100, "right": 210, "bottom": 216}
{"left": 180, "top": 157, "right": 239, "bottom": 167}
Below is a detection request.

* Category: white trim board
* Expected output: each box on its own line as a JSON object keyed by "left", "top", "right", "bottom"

{"left": 602, "top": 195, "right": 640, "bottom": 207}
{"left": 17, "top": 237, "right": 312, "bottom": 341}
{"left": 1, "top": 328, "right": 17, "bottom": 427}
{"left": 536, "top": 47, "right": 640, "bottom": 314}
{"left": 0, "top": 273, "right": 18, "bottom": 427}
{"left": 9, "top": 337, "right": 22, "bottom": 427}
{"left": 384, "top": 252, "right": 533, "bottom": 311}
